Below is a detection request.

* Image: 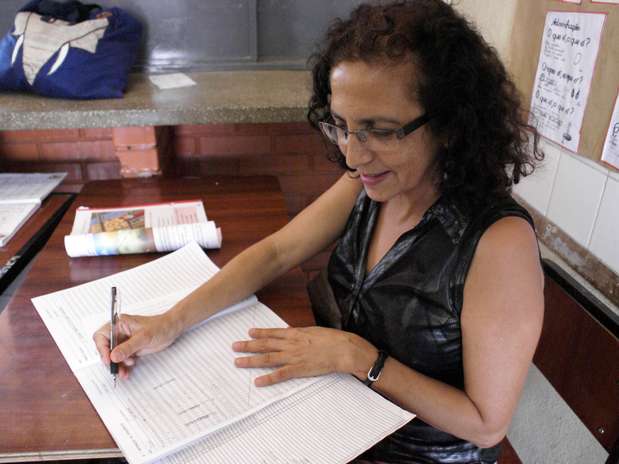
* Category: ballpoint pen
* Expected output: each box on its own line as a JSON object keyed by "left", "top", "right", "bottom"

{"left": 110, "top": 286, "right": 119, "bottom": 388}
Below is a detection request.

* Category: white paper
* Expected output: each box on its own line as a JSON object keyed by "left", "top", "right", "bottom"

{"left": 152, "top": 222, "right": 222, "bottom": 251}
{"left": 77, "top": 300, "right": 318, "bottom": 464}
{"left": 149, "top": 73, "right": 197, "bottom": 90}
{"left": 34, "top": 242, "right": 220, "bottom": 371}
{"left": 32, "top": 242, "right": 415, "bottom": 464}
{"left": 601, "top": 93, "right": 619, "bottom": 169}
{"left": 0, "top": 172, "right": 66, "bottom": 203}
{"left": 32, "top": 243, "right": 320, "bottom": 463}
{"left": 0, "top": 202, "right": 38, "bottom": 246}
{"left": 161, "top": 374, "right": 414, "bottom": 464}
{"left": 530, "top": 12, "right": 605, "bottom": 152}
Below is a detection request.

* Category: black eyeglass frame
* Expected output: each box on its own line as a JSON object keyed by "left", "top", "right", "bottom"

{"left": 319, "top": 113, "right": 431, "bottom": 144}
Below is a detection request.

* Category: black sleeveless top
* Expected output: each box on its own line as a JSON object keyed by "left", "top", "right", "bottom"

{"left": 327, "top": 191, "right": 534, "bottom": 464}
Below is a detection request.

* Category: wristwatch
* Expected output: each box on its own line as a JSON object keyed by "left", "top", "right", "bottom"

{"left": 364, "top": 350, "right": 388, "bottom": 387}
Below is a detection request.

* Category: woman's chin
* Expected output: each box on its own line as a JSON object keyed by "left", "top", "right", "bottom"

{"left": 363, "top": 186, "right": 391, "bottom": 203}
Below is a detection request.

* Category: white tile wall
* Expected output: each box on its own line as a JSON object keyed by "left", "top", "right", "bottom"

{"left": 546, "top": 152, "right": 608, "bottom": 247}
{"left": 574, "top": 151, "right": 611, "bottom": 175}
{"left": 513, "top": 139, "right": 561, "bottom": 215}
{"left": 514, "top": 136, "right": 618, "bottom": 270}
{"left": 590, "top": 177, "right": 619, "bottom": 274}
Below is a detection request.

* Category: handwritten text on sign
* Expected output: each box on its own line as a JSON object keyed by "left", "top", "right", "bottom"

{"left": 530, "top": 12, "right": 605, "bottom": 152}
{"left": 601, "top": 94, "right": 619, "bottom": 170}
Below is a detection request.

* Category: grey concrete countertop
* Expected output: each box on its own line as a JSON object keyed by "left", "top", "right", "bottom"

{"left": 0, "top": 70, "right": 312, "bottom": 130}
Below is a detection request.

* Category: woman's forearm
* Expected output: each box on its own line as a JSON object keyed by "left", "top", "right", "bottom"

{"left": 369, "top": 356, "right": 506, "bottom": 448}
{"left": 166, "top": 235, "right": 286, "bottom": 334}
{"left": 164, "top": 175, "right": 361, "bottom": 335}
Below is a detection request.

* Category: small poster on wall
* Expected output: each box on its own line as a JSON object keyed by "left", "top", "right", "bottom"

{"left": 529, "top": 11, "right": 606, "bottom": 152}
{"left": 601, "top": 93, "right": 619, "bottom": 169}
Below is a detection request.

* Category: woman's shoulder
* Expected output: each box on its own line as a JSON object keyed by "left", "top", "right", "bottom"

{"left": 478, "top": 214, "right": 538, "bottom": 255}
{"left": 468, "top": 198, "right": 540, "bottom": 287}
{"left": 432, "top": 194, "right": 532, "bottom": 247}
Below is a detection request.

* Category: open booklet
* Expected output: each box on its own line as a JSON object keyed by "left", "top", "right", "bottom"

{"left": 64, "top": 200, "right": 222, "bottom": 257}
{"left": 31, "top": 242, "right": 414, "bottom": 464}
{"left": 0, "top": 172, "right": 66, "bottom": 246}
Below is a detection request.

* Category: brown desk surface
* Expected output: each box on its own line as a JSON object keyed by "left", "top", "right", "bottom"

{"left": 0, "top": 176, "right": 314, "bottom": 462}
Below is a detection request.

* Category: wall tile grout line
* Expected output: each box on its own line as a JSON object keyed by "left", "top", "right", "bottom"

{"left": 542, "top": 139, "right": 563, "bottom": 217}
{"left": 586, "top": 173, "right": 609, "bottom": 249}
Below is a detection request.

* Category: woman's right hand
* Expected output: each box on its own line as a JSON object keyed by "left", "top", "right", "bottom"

{"left": 93, "top": 312, "right": 182, "bottom": 379}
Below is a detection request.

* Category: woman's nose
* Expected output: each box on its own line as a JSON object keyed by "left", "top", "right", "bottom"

{"left": 343, "top": 135, "right": 372, "bottom": 170}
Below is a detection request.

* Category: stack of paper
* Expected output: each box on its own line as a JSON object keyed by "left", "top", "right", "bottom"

{"left": 32, "top": 243, "right": 414, "bottom": 463}
{"left": 0, "top": 172, "right": 66, "bottom": 246}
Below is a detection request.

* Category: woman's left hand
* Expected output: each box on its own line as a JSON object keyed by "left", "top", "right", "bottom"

{"left": 232, "top": 326, "right": 377, "bottom": 387}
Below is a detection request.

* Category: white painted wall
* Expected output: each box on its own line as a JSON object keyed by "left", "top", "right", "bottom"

{"left": 452, "top": 0, "right": 518, "bottom": 64}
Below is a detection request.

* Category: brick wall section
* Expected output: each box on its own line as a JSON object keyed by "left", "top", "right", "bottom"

{"left": 0, "top": 122, "right": 343, "bottom": 278}
{"left": 0, "top": 127, "right": 118, "bottom": 191}
{"left": 170, "top": 123, "right": 342, "bottom": 216}
{"left": 170, "top": 122, "right": 342, "bottom": 278}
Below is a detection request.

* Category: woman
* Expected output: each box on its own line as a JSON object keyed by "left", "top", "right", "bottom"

{"left": 94, "top": 1, "right": 545, "bottom": 462}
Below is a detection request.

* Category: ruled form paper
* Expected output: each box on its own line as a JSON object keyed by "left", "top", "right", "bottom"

{"left": 33, "top": 242, "right": 221, "bottom": 371}
{"left": 32, "top": 242, "right": 415, "bottom": 464}
{"left": 161, "top": 374, "right": 414, "bottom": 464}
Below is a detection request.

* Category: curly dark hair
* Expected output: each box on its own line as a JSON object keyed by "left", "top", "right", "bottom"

{"left": 307, "top": 0, "right": 543, "bottom": 208}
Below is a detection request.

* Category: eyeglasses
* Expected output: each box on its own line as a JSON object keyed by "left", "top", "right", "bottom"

{"left": 319, "top": 113, "right": 430, "bottom": 151}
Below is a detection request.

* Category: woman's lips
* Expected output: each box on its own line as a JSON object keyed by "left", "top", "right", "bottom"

{"left": 360, "top": 171, "right": 390, "bottom": 186}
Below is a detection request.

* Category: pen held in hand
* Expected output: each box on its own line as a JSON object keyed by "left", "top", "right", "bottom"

{"left": 110, "top": 286, "right": 119, "bottom": 388}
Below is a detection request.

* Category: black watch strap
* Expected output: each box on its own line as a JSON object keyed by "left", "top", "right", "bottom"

{"left": 364, "top": 350, "right": 388, "bottom": 387}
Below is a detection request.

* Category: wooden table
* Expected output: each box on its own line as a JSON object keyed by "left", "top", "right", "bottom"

{"left": 0, "top": 176, "right": 314, "bottom": 462}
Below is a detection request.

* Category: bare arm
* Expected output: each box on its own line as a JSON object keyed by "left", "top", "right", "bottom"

{"left": 94, "top": 175, "right": 362, "bottom": 370}
{"left": 167, "top": 174, "right": 362, "bottom": 333}
{"left": 234, "top": 216, "right": 544, "bottom": 448}
{"left": 361, "top": 216, "right": 544, "bottom": 447}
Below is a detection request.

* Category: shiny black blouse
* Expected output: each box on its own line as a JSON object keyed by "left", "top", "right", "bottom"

{"left": 327, "top": 191, "right": 533, "bottom": 464}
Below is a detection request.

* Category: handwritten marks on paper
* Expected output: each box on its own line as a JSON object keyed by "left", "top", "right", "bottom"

{"left": 32, "top": 243, "right": 415, "bottom": 463}
{"left": 530, "top": 12, "right": 605, "bottom": 152}
{"left": 602, "top": 94, "right": 619, "bottom": 169}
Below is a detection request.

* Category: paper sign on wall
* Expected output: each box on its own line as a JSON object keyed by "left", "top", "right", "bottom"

{"left": 601, "top": 93, "right": 619, "bottom": 170}
{"left": 529, "top": 12, "right": 605, "bottom": 152}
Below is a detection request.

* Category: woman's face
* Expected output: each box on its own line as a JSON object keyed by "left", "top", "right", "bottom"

{"left": 329, "top": 60, "right": 442, "bottom": 204}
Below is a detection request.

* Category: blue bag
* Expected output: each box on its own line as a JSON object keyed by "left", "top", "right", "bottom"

{"left": 0, "top": 0, "right": 142, "bottom": 99}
